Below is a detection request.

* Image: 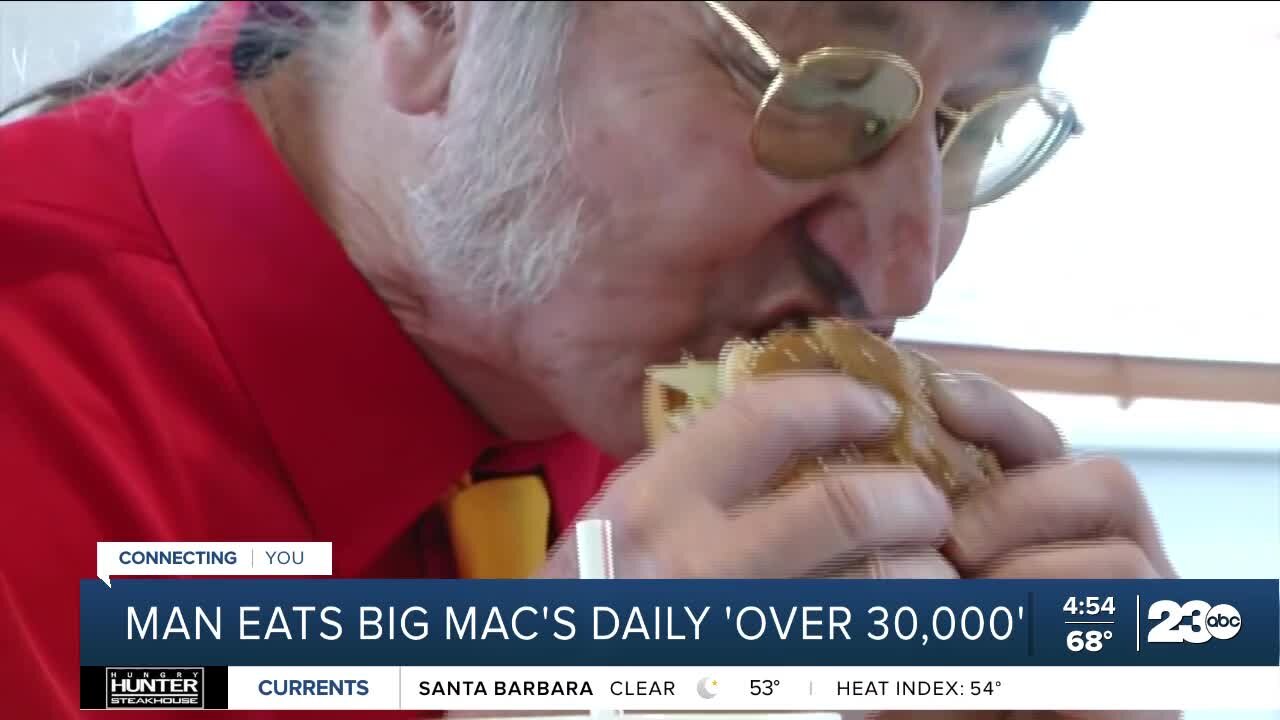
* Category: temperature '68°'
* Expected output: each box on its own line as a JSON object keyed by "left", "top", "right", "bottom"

{"left": 1067, "top": 629, "right": 1113, "bottom": 652}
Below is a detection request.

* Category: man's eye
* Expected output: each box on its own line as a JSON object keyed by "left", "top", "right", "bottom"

{"left": 934, "top": 112, "right": 956, "bottom": 147}
{"left": 730, "top": 56, "right": 774, "bottom": 91}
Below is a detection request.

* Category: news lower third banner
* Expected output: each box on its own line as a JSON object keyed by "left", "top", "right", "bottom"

{"left": 81, "top": 579, "right": 1280, "bottom": 711}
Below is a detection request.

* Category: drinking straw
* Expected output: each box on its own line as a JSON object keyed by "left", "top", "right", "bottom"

{"left": 575, "top": 518, "right": 615, "bottom": 581}
{"left": 576, "top": 519, "right": 621, "bottom": 720}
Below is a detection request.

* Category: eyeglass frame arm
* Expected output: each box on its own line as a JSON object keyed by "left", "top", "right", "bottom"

{"left": 703, "top": 0, "right": 783, "bottom": 71}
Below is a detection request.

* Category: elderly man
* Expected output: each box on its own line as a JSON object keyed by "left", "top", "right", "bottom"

{"left": 0, "top": 1, "right": 1173, "bottom": 717}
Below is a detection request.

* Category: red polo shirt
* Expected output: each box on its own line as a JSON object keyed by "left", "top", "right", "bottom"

{"left": 0, "top": 3, "right": 616, "bottom": 717}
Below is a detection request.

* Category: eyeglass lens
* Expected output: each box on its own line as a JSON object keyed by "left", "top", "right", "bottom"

{"left": 753, "top": 53, "right": 920, "bottom": 179}
{"left": 753, "top": 56, "right": 1069, "bottom": 210}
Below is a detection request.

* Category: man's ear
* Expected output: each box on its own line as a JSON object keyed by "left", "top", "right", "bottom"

{"left": 369, "top": 1, "right": 465, "bottom": 116}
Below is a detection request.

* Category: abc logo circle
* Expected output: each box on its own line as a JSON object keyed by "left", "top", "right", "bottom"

{"left": 1206, "top": 604, "right": 1241, "bottom": 640}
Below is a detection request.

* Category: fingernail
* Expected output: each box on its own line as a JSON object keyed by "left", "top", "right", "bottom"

{"left": 884, "top": 471, "right": 952, "bottom": 543}
{"left": 839, "top": 378, "right": 887, "bottom": 412}
{"left": 928, "top": 371, "right": 969, "bottom": 403}
{"left": 929, "top": 370, "right": 959, "bottom": 387}
{"left": 860, "top": 384, "right": 901, "bottom": 424}
{"left": 910, "top": 471, "right": 951, "bottom": 516}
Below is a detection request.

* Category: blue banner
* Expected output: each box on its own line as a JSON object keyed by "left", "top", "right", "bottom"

{"left": 80, "top": 579, "right": 1278, "bottom": 667}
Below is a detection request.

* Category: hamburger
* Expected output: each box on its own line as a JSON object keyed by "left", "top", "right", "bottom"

{"left": 643, "top": 318, "right": 1002, "bottom": 504}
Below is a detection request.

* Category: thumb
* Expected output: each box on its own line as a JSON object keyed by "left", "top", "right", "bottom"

{"left": 913, "top": 352, "right": 1065, "bottom": 469}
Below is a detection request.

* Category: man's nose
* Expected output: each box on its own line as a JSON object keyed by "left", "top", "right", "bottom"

{"left": 802, "top": 112, "right": 944, "bottom": 320}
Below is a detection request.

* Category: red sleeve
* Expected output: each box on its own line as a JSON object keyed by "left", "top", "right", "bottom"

{"left": 1, "top": 249, "right": 209, "bottom": 715}
{"left": 0, "top": 226, "right": 449, "bottom": 720}
{"left": 0, "top": 42, "right": 428, "bottom": 720}
{"left": 0, "top": 179, "right": 277, "bottom": 716}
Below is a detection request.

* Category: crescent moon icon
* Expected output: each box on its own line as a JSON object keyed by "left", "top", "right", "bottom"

{"left": 697, "top": 676, "right": 718, "bottom": 700}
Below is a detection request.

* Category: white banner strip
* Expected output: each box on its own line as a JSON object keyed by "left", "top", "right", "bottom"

{"left": 223, "top": 666, "right": 1280, "bottom": 711}
{"left": 96, "top": 542, "right": 332, "bottom": 586}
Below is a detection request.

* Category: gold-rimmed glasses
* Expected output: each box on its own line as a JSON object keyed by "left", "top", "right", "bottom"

{"left": 702, "top": 0, "right": 1082, "bottom": 211}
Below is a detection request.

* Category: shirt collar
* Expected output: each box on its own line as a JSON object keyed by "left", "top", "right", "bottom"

{"left": 130, "top": 1, "right": 497, "bottom": 574}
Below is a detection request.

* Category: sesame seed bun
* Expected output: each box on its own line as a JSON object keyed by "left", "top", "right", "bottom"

{"left": 642, "top": 319, "right": 1001, "bottom": 503}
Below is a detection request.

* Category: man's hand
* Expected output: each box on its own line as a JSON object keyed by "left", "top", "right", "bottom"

{"left": 926, "top": 371, "right": 1177, "bottom": 581}
{"left": 540, "top": 373, "right": 955, "bottom": 579}
{"left": 915, "top": 372, "right": 1179, "bottom": 720}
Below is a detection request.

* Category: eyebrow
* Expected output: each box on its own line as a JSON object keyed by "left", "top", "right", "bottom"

{"left": 1001, "top": 44, "right": 1048, "bottom": 77}
{"left": 830, "top": 1, "right": 916, "bottom": 48}
{"left": 829, "top": 2, "right": 1048, "bottom": 84}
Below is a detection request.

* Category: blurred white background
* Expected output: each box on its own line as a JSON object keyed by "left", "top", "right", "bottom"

{"left": 892, "top": 0, "right": 1280, "bottom": 589}
{"left": 1, "top": 3, "right": 1277, "bottom": 717}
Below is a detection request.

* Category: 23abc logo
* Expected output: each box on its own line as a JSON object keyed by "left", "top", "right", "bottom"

{"left": 1147, "top": 600, "right": 1241, "bottom": 644}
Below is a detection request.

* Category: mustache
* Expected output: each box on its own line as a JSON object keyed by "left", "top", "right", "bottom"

{"left": 797, "top": 235, "right": 869, "bottom": 320}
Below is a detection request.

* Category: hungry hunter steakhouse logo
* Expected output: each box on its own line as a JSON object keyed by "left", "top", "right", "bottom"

{"left": 106, "top": 667, "right": 204, "bottom": 708}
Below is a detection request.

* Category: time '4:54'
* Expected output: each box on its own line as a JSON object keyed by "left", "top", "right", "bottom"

{"left": 1063, "top": 596, "right": 1116, "bottom": 615}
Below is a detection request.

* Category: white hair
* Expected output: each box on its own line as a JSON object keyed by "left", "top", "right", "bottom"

{"left": 401, "top": 1, "right": 594, "bottom": 313}
{"left": 2, "top": 1, "right": 593, "bottom": 313}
